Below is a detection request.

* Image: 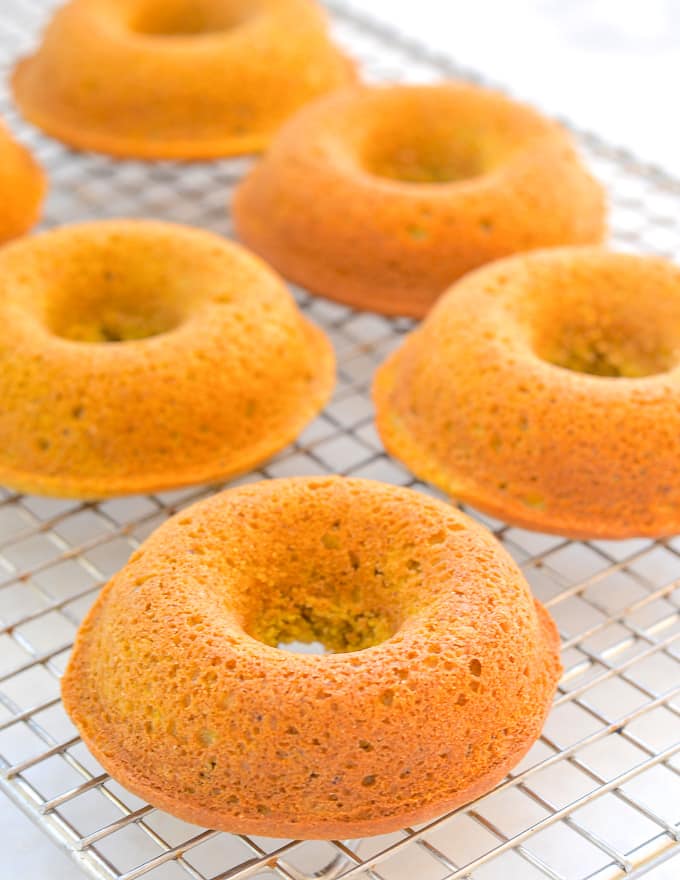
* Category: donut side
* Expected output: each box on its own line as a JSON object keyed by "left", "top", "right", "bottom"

{"left": 0, "top": 118, "right": 45, "bottom": 243}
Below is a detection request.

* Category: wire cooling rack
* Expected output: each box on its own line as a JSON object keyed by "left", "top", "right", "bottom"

{"left": 0, "top": 2, "right": 679, "bottom": 879}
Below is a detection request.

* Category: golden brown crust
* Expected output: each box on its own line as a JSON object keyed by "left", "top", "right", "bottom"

{"left": 0, "top": 117, "right": 45, "bottom": 243}
{"left": 0, "top": 220, "right": 335, "bottom": 498}
{"left": 63, "top": 476, "right": 561, "bottom": 838}
{"left": 12, "top": 0, "right": 355, "bottom": 160}
{"left": 374, "top": 248, "right": 680, "bottom": 538}
{"left": 233, "top": 83, "right": 606, "bottom": 317}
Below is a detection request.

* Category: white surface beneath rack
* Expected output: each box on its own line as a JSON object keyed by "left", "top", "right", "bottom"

{"left": 0, "top": 2, "right": 679, "bottom": 879}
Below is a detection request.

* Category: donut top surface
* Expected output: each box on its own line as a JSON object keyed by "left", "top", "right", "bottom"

{"left": 0, "top": 220, "right": 334, "bottom": 498}
{"left": 374, "top": 248, "right": 680, "bottom": 538}
{"left": 63, "top": 476, "right": 561, "bottom": 838}
{"left": 234, "top": 82, "right": 606, "bottom": 316}
{"left": 12, "top": 0, "right": 355, "bottom": 158}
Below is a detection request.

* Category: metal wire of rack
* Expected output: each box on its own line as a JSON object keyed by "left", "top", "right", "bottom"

{"left": 0, "top": 1, "right": 679, "bottom": 879}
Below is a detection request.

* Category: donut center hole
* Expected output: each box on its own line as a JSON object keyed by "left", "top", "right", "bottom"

{"left": 534, "top": 303, "right": 680, "bottom": 378}
{"left": 542, "top": 331, "right": 674, "bottom": 377}
{"left": 46, "top": 274, "right": 185, "bottom": 343}
{"left": 356, "top": 91, "right": 530, "bottom": 184}
{"left": 234, "top": 515, "right": 407, "bottom": 654}
{"left": 364, "top": 136, "right": 491, "bottom": 184}
{"left": 250, "top": 593, "right": 397, "bottom": 654}
{"left": 131, "top": 0, "right": 259, "bottom": 36}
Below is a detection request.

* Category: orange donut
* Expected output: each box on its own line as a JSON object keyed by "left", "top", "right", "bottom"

{"left": 234, "top": 83, "right": 606, "bottom": 316}
{"left": 0, "top": 117, "right": 45, "bottom": 243}
{"left": 0, "top": 220, "right": 334, "bottom": 498}
{"left": 63, "top": 476, "right": 561, "bottom": 838}
{"left": 12, "top": 0, "right": 355, "bottom": 159}
{"left": 374, "top": 248, "right": 680, "bottom": 538}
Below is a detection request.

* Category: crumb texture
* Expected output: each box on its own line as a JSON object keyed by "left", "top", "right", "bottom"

{"left": 373, "top": 248, "right": 680, "bottom": 538}
{"left": 234, "top": 82, "right": 606, "bottom": 316}
{"left": 62, "top": 476, "right": 561, "bottom": 838}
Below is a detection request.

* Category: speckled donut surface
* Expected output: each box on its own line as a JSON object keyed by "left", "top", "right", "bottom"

{"left": 374, "top": 248, "right": 680, "bottom": 538}
{"left": 233, "top": 83, "right": 606, "bottom": 317}
{"left": 0, "top": 220, "right": 334, "bottom": 498}
{"left": 0, "top": 117, "right": 45, "bottom": 243}
{"left": 62, "top": 476, "right": 561, "bottom": 839}
{"left": 12, "top": 0, "right": 355, "bottom": 159}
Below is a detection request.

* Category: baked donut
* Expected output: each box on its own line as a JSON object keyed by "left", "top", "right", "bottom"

{"left": 0, "top": 117, "right": 45, "bottom": 243}
{"left": 374, "top": 248, "right": 680, "bottom": 538}
{"left": 11, "top": 0, "right": 355, "bottom": 159}
{"left": 0, "top": 220, "right": 334, "bottom": 498}
{"left": 62, "top": 476, "right": 561, "bottom": 839}
{"left": 233, "top": 83, "right": 606, "bottom": 317}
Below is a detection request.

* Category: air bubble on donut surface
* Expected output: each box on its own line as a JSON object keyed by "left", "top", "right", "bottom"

{"left": 198, "top": 728, "right": 217, "bottom": 746}
{"left": 321, "top": 531, "right": 340, "bottom": 549}
{"left": 362, "top": 775, "right": 377, "bottom": 787}
{"left": 203, "top": 757, "right": 217, "bottom": 774}
{"left": 407, "top": 225, "right": 428, "bottom": 240}
{"left": 381, "top": 689, "right": 395, "bottom": 706}
{"left": 522, "top": 491, "right": 545, "bottom": 509}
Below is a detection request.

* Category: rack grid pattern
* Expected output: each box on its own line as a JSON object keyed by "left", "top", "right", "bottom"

{"left": 0, "top": 2, "right": 679, "bottom": 879}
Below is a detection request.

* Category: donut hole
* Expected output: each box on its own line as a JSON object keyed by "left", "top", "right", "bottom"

{"left": 355, "top": 87, "right": 544, "bottom": 184}
{"left": 229, "top": 494, "right": 421, "bottom": 653}
{"left": 40, "top": 231, "right": 204, "bottom": 343}
{"left": 364, "top": 131, "right": 490, "bottom": 184}
{"left": 48, "top": 288, "right": 184, "bottom": 343}
{"left": 538, "top": 324, "right": 675, "bottom": 378}
{"left": 531, "top": 268, "right": 680, "bottom": 378}
{"left": 130, "top": 0, "right": 260, "bottom": 36}
{"left": 246, "top": 581, "right": 399, "bottom": 654}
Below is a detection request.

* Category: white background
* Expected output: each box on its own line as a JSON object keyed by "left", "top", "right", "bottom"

{"left": 3, "top": 1, "right": 680, "bottom": 878}
{"left": 348, "top": 0, "right": 680, "bottom": 177}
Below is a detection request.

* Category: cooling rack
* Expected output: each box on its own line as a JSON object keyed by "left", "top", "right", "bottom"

{"left": 0, "top": 1, "right": 679, "bottom": 879}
